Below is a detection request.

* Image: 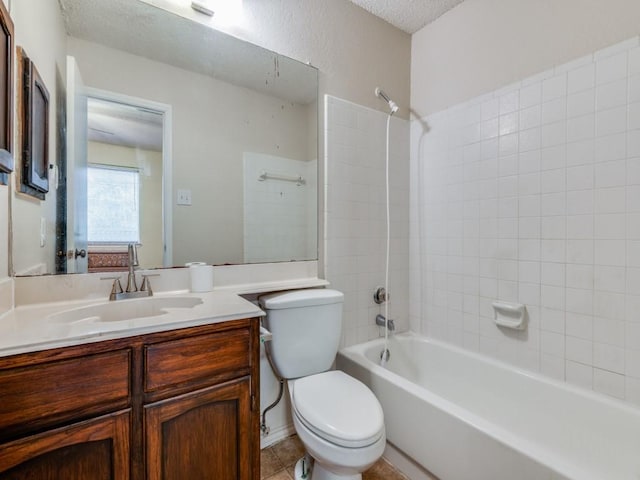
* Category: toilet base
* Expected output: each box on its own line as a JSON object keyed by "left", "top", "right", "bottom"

{"left": 294, "top": 457, "right": 361, "bottom": 480}
{"left": 311, "top": 463, "right": 360, "bottom": 480}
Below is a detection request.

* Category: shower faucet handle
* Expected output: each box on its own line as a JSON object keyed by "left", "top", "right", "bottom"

{"left": 373, "top": 286, "right": 389, "bottom": 304}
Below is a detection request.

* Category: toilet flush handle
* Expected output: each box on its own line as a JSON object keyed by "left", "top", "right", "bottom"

{"left": 260, "top": 325, "right": 273, "bottom": 343}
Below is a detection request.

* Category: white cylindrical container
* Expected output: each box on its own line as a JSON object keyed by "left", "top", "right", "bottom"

{"left": 186, "top": 262, "right": 213, "bottom": 292}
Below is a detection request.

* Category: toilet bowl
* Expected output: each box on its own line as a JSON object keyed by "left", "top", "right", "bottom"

{"left": 289, "top": 371, "right": 386, "bottom": 480}
{"left": 259, "top": 289, "right": 386, "bottom": 480}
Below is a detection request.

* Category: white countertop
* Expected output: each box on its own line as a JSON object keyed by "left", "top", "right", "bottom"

{"left": 0, "top": 290, "right": 265, "bottom": 357}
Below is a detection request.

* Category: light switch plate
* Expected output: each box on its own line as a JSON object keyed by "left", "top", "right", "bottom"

{"left": 177, "top": 189, "right": 192, "bottom": 205}
{"left": 40, "top": 217, "right": 46, "bottom": 247}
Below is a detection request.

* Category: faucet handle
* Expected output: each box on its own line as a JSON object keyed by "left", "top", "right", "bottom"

{"left": 140, "top": 273, "right": 160, "bottom": 296}
{"left": 101, "top": 276, "right": 124, "bottom": 300}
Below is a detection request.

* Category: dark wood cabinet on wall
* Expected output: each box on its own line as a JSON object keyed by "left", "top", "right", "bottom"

{"left": 0, "top": 318, "right": 260, "bottom": 480}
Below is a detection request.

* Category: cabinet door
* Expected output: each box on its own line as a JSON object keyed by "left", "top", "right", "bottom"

{"left": 0, "top": 409, "right": 130, "bottom": 480}
{"left": 145, "top": 377, "right": 253, "bottom": 480}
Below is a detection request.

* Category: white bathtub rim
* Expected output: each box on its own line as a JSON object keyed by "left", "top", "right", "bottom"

{"left": 338, "top": 332, "right": 639, "bottom": 480}
{"left": 338, "top": 338, "right": 581, "bottom": 479}
{"left": 344, "top": 331, "right": 640, "bottom": 416}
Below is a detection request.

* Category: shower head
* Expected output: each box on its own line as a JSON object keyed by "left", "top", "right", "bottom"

{"left": 375, "top": 87, "right": 399, "bottom": 116}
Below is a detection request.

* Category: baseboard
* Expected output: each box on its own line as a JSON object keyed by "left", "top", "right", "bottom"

{"left": 383, "top": 441, "right": 438, "bottom": 480}
{"left": 260, "top": 423, "right": 295, "bottom": 449}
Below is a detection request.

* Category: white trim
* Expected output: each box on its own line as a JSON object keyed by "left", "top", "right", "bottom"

{"left": 83, "top": 87, "right": 173, "bottom": 268}
{"left": 383, "top": 442, "right": 438, "bottom": 480}
{"left": 260, "top": 424, "right": 295, "bottom": 449}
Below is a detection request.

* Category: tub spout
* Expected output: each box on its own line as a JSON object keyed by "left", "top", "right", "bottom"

{"left": 376, "top": 314, "right": 395, "bottom": 331}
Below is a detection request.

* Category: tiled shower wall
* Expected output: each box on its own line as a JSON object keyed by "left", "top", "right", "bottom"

{"left": 325, "top": 96, "right": 410, "bottom": 347}
{"left": 410, "top": 37, "right": 640, "bottom": 406}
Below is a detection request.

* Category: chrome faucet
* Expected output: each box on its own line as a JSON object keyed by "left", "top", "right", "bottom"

{"left": 102, "top": 244, "right": 155, "bottom": 301}
{"left": 376, "top": 314, "right": 395, "bottom": 331}
{"left": 126, "top": 243, "right": 139, "bottom": 293}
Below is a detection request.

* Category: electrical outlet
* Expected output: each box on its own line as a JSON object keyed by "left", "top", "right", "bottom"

{"left": 177, "top": 189, "right": 192, "bottom": 206}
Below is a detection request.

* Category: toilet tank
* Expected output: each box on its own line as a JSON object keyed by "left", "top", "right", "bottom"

{"left": 259, "top": 289, "right": 344, "bottom": 379}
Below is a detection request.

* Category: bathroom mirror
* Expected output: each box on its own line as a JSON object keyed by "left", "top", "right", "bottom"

{"left": 11, "top": 0, "right": 318, "bottom": 275}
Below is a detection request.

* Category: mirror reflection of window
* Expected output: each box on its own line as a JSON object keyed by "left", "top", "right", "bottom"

{"left": 87, "top": 165, "right": 140, "bottom": 244}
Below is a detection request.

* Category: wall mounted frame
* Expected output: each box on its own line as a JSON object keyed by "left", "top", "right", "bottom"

{"left": 19, "top": 48, "right": 49, "bottom": 199}
{"left": 0, "top": 1, "right": 14, "bottom": 185}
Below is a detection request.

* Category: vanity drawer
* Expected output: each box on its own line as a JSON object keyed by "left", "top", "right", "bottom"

{"left": 144, "top": 327, "right": 251, "bottom": 393}
{"left": 0, "top": 349, "right": 131, "bottom": 438}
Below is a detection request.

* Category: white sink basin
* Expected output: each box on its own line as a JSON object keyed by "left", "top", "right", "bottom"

{"left": 48, "top": 296, "right": 203, "bottom": 324}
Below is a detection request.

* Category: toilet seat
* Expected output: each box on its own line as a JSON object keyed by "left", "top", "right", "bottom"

{"left": 290, "top": 370, "right": 384, "bottom": 449}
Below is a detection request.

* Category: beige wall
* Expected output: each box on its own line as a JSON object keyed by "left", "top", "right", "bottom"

{"left": 68, "top": 37, "right": 313, "bottom": 266}
{"left": 147, "top": 0, "right": 411, "bottom": 120}
{"left": 87, "top": 141, "right": 163, "bottom": 268}
{"left": 412, "top": 0, "right": 640, "bottom": 116}
{"left": 10, "top": 0, "right": 67, "bottom": 275}
{"left": 6, "top": 1, "right": 411, "bottom": 276}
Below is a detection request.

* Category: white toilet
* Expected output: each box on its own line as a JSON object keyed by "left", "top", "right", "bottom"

{"left": 260, "top": 289, "right": 385, "bottom": 480}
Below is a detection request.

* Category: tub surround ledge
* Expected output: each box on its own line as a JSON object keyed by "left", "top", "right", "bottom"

{"left": 13, "top": 260, "right": 325, "bottom": 305}
{"left": 0, "top": 277, "right": 13, "bottom": 318}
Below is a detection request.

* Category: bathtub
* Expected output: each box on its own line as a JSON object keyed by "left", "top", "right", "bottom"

{"left": 336, "top": 333, "right": 640, "bottom": 480}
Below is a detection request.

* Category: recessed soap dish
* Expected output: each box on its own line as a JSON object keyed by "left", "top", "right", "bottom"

{"left": 492, "top": 301, "right": 527, "bottom": 330}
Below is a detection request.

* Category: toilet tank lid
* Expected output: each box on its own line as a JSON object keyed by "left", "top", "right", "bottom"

{"left": 259, "top": 289, "right": 344, "bottom": 309}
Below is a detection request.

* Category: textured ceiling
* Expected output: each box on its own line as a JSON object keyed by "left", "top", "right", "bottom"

{"left": 347, "top": 0, "right": 465, "bottom": 34}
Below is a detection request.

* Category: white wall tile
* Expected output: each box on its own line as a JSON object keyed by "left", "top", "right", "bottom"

{"left": 567, "top": 90, "right": 595, "bottom": 118}
{"left": 520, "top": 105, "right": 541, "bottom": 130}
{"left": 594, "top": 317, "right": 625, "bottom": 346}
{"left": 626, "top": 348, "right": 640, "bottom": 378}
{"left": 593, "top": 368, "right": 625, "bottom": 399}
{"left": 411, "top": 38, "right": 640, "bottom": 406}
{"left": 541, "top": 121, "right": 567, "bottom": 148}
{"left": 566, "top": 264, "right": 594, "bottom": 289}
{"left": 595, "top": 186, "right": 626, "bottom": 214}
{"left": 595, "top": 214, "right": 626, "bottom": 239}
{"left": 543, "top": 74, "right": 567, "bottom": 102}
{"left": 566, "top": 139, "right": 594, "bottom": 166}
{"left": 519, "top": 128, "right": 541, "bottom": 153}
{"left": 566, "top": 313, "right": 593, "bottom": 340}
{"left": 566, "top": 215, "right": 593, "bottom": 239}
{"left": 541, "top": 239, "right": 566, "bottom": 263}
{"left": 542, "top": 98, "right": 567, "bottom": 124}
{"left": 541, "top": 216, "right": 566, "bottom": 239}
{"left": 566, "top": 239, "right": 594, "bottom": 264}
{"left": 595, "top": 239, "right": 626, "bottom": 266}
{"left": 541, "top": 193, "right": 566, "bottom": 216}
{"left": 520, "top": 82, "right": 542, "bottom": 108}
{"left": 567, "top": 114, "right": 595, "bottom": 142}
{"left": 596, "top": 79, "right": 628, "bottom": 111}
{"left": 500, "top": 91, "right": 519, "bottom": 115}
{"left": 542, "top": 262, "right": 565, "bottom": 286}
{"left": 541, "top": 169, "right": 565, "bottom": 193}
{"left": 566, "top": 288, "right": 593, "bottom": 315}
{"left": 596, "top": 52, "right": 628, "bottom": 85}
{"left": 568, "top": 64, "right": 595, "bottom": 94}
{"left": 594, "top": 38, "right": 639, "bottom": 61}
{"left": 596, "top": 106, "right": 627, "bottom": 136}
{"left": 629, "top": 75, "right": 640, "bottom": 103}
{"left": 566, "top": 360, "right": 593, "bottom": 388}
{"left": 566, "top": 336, "right": 593, "bottom": 365}
{"left": 629, "top": 46, "right": 640, "bottom": 76}
{"left": 595, "top": 133, "right": 626, "bottom": 163}
{"left": 595, "top": 265, "right": 626, "bottom": 292}
{"left": 541, "top": 145, "right": 566, "bottom": 171}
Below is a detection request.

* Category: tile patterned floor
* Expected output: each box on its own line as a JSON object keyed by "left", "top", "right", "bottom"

{"left": 261, "top": 435, "right": 410, "bottom": 480}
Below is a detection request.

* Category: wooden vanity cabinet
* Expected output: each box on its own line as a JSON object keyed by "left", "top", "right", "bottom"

{"left": 0, "top": 317, "right": 260, "bottom": 480}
